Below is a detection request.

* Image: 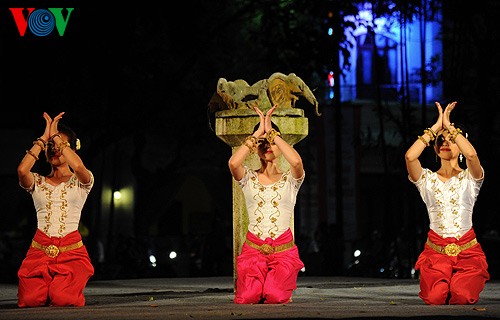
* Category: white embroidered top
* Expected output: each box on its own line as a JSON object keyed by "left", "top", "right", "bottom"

{"left": 409, "top": 168, "right": 484, "bottom": 239}
{"left": 237, "top": 166, "right": 305, "bottom": 240}
{"left": 22, "top": 171, "right": 94, "bottom": 238}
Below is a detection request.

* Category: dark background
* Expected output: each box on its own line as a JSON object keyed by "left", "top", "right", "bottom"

{"left": 1, "top": 0, "right": 499, "bottom": 282}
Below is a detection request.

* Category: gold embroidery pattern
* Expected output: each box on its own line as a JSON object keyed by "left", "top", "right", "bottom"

{"left": 35, "top": 175, "right": 77, "bottom": 236}
{"left": 430, "top": 171, "right": 464, "bottom": 238}
{"left": 35, "top": 175, "right": 53, "bottom": 234}
{"left": 249, "top": 174, "right": 263, "bottom": 238}
{"left": 250, "top": 171, "right": 286, "bottom": 239}
{"left": 449, "top": 173, "right": 463, "bottom": 238}
{"left": 58, "top": 188, "right": 68, "bottom": 236}
{"left": 57, "top": 176, "right": 78, "bottom": 236}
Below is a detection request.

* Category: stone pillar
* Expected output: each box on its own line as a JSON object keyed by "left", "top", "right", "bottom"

{"left": 215, "top": 108, "right": 308, "bottom": 285}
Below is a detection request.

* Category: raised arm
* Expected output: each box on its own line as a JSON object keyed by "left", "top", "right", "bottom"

{"left": 262, "top": 106, "right": 304, "bottom": 179}
{"left": 442, "top": 102, "right": 482, "bottom": 179}
{"left": 50, "top": 112, "right": 92, "bottom": 184}
{"left": 405, "top": 102, "right": 443, "bottom": 181}
{"left": 228, "top": 107, "right": 264, "bottom": 181}
{"left": 17, "top": 113, "right": 51, "bottom": 189}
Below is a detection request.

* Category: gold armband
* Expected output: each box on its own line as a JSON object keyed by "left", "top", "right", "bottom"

{"left": 57, "top": 141, "right": 71, "bottom": 153}
{"left": 37, "top": 137, "right": 47, "bottom": 148}
{"left": 25, "top": 150, "right": 39, "bottom": 161}
{"left": 266, "top": 129, "right": 281, "bottom": 145}
{"left": 423, "top": 128, "right": 436, "bottom": 141}
{"left": 33, "top": 140, "right": 45, "bottom": 150}
{"left": 49, "top": 133, "right": 61, "bottom": 141}
{"left": 417, "top": 135, "right": 429, "bottom": 147}
{"left": 241, "top": 136, "right": 257, "bottom": 153}
{"left": 448, "top": 128, "right": 463, "bottom": 144}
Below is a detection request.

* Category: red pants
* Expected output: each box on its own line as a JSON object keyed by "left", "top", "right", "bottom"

{"left": 17, "top": 229, "right": 94, "bottom": 307}
{"left": 415, "top": 228, "right": 489, "bottom": 305}
{"left": 234, "top": 229, "right": 304, "bottom": 304}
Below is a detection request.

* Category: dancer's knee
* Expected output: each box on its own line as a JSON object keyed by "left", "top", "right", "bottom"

{"left": 420, "top": 288, "right": 448, "bottom": 305}
{"left": 234, "top": 290, "right": 261, "bottom": 304}
{"left": 18, "top": 291, "right": 47, "bottom": 307}
{"left": 449, "top": 288, "right": 479, "bottom": 305}
{"left": 264, "top": 290, "right": 291, "bottom": 304}
{"left": 49, "top": 292, "right": 84, "bottom": 307}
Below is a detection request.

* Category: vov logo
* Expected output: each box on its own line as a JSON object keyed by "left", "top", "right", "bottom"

{"left": 9, "top": 8, "right": 74, "bottom": 36}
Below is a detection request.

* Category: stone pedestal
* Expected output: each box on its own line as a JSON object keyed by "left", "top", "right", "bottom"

{"left": 215, "top": 108, "right": 308, "bottom": 284}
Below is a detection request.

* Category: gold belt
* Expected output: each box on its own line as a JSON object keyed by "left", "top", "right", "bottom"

{"left": 31, "top": 239, "right": 83, "bottom": 258}
{"left": 426, "top": 237, "right": 478, "bottom": 257}
{"left": 245, "top": 239, "right": 295, "bottom": 255}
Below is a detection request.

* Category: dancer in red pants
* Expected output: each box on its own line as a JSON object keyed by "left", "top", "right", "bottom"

{"left": 405, "top": 101, "right": 489, "bottom": 305}
{"left": 228, "top": 105, "right": 305, "bottom": 304}
{"left": 17, "top": 112, "right": 94, "bottom": 307}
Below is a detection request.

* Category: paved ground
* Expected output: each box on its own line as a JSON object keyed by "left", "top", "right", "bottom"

{"left": 0, "top": 276, "right": 499, "bottom": 320}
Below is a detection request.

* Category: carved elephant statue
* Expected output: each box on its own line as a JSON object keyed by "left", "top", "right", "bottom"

{"left": 207, "top": 72, "right": 320, "bottom": 116}
{"left": 206, "top": 78, "right": 271, "bottom": 131}
{"left": 208, "top": 78, "right": 271, "bottom": 112}
{"left": 217, "top": 78, "right": 249, "bottom": 110}
{"left": 267, "top": 72, "right": 321, "bottom": 116}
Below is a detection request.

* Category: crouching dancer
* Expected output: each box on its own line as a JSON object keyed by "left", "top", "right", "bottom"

{"left": 17, "top": 112, "right": 94, "bottom": 307}
{"left": 228, "top": 105, "right": 305, "bottom": 304}
{"left": 405, "top": 101, "right": 489, "bottom": 305}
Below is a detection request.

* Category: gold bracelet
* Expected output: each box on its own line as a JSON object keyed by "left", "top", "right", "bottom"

{"left": 49, "top": 133, "right": 61, "bottom": 141}
{"left": 25, "top": 150, "right": 39, "bottom": 161}
{"left": 241, "top": 136, "right": 256, "bottom": 153}
{"left": 33, "top": 140, "right": 45, "bottom": 150}
{"left": 448, "top": 128, "right": 463, "bottom": 143}
{"left": 247, "top": 136, "right": 258, "bottom": 145}
{"left": 241, "top": 140, "right": 254, "bottom": 153}
{"left": 57, "top": 141, "right": 71, "bottom": 153}
{"left": 417, "top": 135, "right": 429, "bottom": 147}
{"left": 266, "top": 129, "right": 281, "bottom": 145}
{"left": 37, "top": 137, "right": 47, "bottom": 147}
{"left": 423, "top": 129, "right": 435, "bottom": 141}
{"left": 426, "top": 127, "right": 437, "bottom": 138}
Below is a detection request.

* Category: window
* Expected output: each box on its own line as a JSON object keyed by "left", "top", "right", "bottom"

{"left": 356, "top": 31, "right": 398, "bottom": 100}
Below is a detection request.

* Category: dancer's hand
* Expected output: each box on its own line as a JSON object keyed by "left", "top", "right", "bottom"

{"left": 253, "top": 106, "right": 265, "bottom": 137}
{"left": 432, "top": 102, "right": 444, "bottom": 133}
{"left": 442, "top": 101, "right": 457, "bottom": 130}
{"left": 49, "top": 112, "right": 65, "bottom": 137}
{"left": 264, "top": 105, "right": 277, "bottom": 133}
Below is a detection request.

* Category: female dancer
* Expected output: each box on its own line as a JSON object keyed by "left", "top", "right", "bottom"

{"left": 228, "top": 105, "right": 305, "bottom": 304}
{"left": 405, "top": 101, "right": 489, "bottom": 305}
{"left": 17, "top": 112, "right": 94, "bottom": 307}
